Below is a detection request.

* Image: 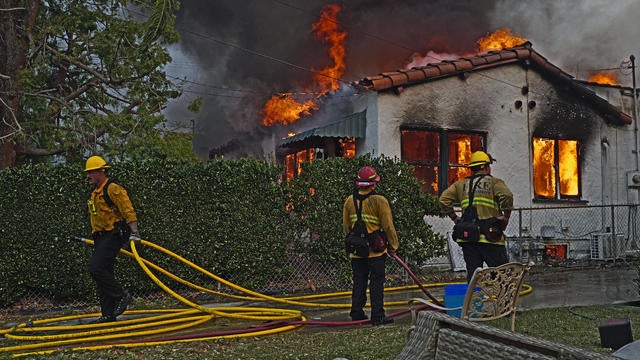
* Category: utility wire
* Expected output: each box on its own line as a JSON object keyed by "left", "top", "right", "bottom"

{"left": 270, "top": 0, "right": 438, "bottom": 61}
{"left": 175, "top": 26, "right": 350, "bottom": 86}
{"left": 142, "top": 2, "right": 629, "bottom": 99}
{"left": 167, "top": 74, "right": 270, "bottom": 95}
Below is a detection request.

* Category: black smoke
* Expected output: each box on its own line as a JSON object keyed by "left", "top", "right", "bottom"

{"left": 165, "top": 0, "right": 639, "bottom": 159}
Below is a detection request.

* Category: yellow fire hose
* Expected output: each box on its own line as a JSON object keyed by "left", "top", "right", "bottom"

{"left": 0, "top": 238, "right": 532, "bottom": 357}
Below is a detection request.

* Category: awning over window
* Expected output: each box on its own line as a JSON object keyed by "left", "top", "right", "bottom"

{"left": 278, "top": 110, "right": 366, "bottom": 146}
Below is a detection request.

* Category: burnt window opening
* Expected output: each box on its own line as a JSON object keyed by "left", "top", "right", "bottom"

{"left": 283, "top": 137, "right": 356, "bottom": 181}
{"left": 533, "top": 137, "right": 580, "bottom": 199}
{"left": 339, "top": 137, "right": 356, "bottom": 158}
{"left": 285, "top": 149, "right": 315, "bottom": 181}
{"left": 401, "top": 129, "right": 484, "bottom": 195}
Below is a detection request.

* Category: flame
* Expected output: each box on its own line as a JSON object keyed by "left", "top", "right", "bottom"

{"left": 454, "top": 138, "right": 472, "bottom": 182}
{"left": 262, "top": 94, "right": 319, "bottom": 126}
{"left": 558, "top": 140, "right": 578, "bottom": 196}
{"left": 261, "top": 4, "right": 346, "bottom": 126}
{"left": 588, "top": 71, "right": 617, "bottom": 85}
{"left": 477, "top": 28, "right": 528, "bottom": 53}
{"left": 533, "top": 138, "right": 579, "bottom": 198}
{"left": 311, "top": 4, "right": 346, "bottom": 92}
{"left": 285, "top": 153, "right": 296, "bottom": 181}
{"left": 533, "top": 137, "right": 556, "bottom": 198}
{"left": 339, "top": 137, "right": 356, "bottom": 158}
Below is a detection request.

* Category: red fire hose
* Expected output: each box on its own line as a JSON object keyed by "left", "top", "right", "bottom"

{"left": 390, "top": 252, "right": 444, "bottom": 306}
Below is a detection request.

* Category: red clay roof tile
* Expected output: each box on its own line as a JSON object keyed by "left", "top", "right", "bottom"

{"left": 357, "top": 42, "right": 631, "bottom": 125}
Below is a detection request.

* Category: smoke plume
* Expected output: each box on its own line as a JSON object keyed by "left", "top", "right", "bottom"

{"left": 165, "top": 0, "right": 640, "bottom": 159}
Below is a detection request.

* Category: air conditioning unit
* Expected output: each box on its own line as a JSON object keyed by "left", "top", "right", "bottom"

{"left": 590, "top": 233, "right": 625, "bottom": 260}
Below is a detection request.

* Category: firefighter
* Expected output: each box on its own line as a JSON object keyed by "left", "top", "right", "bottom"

{"left": 439, "top": 151, "right": 513, "bottom": 282}
{"left": 84, "top": 155, "right": 138, "bottom": 323}
{"left": 343, "top": 166, "right": 399, "bottom": 325}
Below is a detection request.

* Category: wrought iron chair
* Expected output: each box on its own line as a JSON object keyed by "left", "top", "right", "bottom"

{"left": 407, "top": 262, "right": 531, "bottom": 338}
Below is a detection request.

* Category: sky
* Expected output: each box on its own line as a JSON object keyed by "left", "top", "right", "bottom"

{"left": 163, "top": 0, "right": 640, "bottom": 159}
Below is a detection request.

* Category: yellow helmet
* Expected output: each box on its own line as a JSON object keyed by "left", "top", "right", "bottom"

{"left": 468, "top": 151, "right": 494, "bottom": 168}
{"left": 84, "top": 155, "right": 110, "bottom": 172}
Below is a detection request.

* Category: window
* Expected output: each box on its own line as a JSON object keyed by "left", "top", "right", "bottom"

{"left": 401, "top": 129, "right": 484, "bottom": 195}
{"left": 533, "top": 137, "right": 580, "bottom": 199}
{"left": 285, "top": 149, "right": 316, "bottom": 181}
{"left": 283, "top": 138, "right": 355, "bottom": 181}
{"left": 339, "top": 137, "right": 356, "bottom": 158}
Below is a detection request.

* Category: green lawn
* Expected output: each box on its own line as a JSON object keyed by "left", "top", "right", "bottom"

{"left": 1, "top": 304, "right": 638, "bottom": 359}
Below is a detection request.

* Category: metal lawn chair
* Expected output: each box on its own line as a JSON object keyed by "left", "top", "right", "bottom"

{"left": 407, "top": 262, "right": 531, "bottom": 338}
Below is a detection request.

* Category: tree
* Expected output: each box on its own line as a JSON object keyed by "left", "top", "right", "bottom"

{"left": 0, "top": 0, "right": 197, "bottom": 168}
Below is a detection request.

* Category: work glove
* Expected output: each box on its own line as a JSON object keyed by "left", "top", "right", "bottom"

{"left": 129, "top": 232, "right": 142, "bottom": 244}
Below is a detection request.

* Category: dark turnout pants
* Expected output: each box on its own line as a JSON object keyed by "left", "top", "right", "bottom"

{"left": 350, "top": 254, "right": 387, "bottom": 322}
{"left": 460, "top": 242, "right": 509, "bottom": 282}
{"left": 89, "top": 231, "right": 125, "bottom": 317}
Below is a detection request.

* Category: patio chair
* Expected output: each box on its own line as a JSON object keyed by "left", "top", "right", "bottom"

{"left": 396, "top": 310, "right": 617, "bottom": 360}
{"left": 407, "top": 262, "right": 531, "bottom": 338}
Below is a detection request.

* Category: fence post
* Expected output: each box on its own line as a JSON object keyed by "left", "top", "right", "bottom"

{"left": 518, "top": 208, "right": 523, "bottom": 237}
{"left": 611, "top": 205, "right": 615, "bottom": 235}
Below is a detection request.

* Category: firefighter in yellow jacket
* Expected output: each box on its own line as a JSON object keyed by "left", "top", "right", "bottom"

{"left": 439, "top": 151, "right": 513, "bottom": 282}
{"left": 343, "top": 166, "right": 399, "bottom": 325}
{"left": 85, "top": 155, "right": 138, "bottom": 323}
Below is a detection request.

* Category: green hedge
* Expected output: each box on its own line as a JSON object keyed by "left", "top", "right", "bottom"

{"left": 288, "top": 155, "right": 445, "bottom": 284}
{"left": 0, "top": 157, "right": 443, "bottom": 308}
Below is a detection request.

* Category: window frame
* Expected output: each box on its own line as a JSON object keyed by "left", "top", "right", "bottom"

{"left": 532, "top": 137, "right": 582, "bottom": 200}
{"left": 400, "top": 126, "right": 486, "bottom": 195}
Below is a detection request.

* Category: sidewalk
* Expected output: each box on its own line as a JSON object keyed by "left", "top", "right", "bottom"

{"left": 518, "top": 265, "right": 640, "bottom": 310}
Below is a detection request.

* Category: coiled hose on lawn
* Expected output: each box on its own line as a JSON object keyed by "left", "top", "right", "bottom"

{"left": 0, "top": 237, "right": 532, "bottom": 357}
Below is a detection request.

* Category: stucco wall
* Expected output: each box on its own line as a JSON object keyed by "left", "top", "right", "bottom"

{"left": 362, "top": 62, "right": 639, "bottom": 209}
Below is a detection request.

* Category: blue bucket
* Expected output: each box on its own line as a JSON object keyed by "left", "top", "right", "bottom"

{"left": 443, "top": 284, "right": 481, "bottom": 317}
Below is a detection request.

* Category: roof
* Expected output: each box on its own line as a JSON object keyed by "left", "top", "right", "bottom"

{"left": 278, "top": 110, "right": 366, "bottom": 146}
{"left": 358, "top": 42, "right": 632, "bottom": 126}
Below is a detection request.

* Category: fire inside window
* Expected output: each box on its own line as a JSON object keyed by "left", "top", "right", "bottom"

{"left": 285, "top": 149, "right": 315, "bottom": 181}
{"left": 401, "top": 129, "right": 483, "bottom": 195}
{"left": 533, "top": 137, "right": 579, "bottom": 199}
{"left": 284, "top": 138, "right": 355, "bottom": 181}
{"left": 339, "top": 137, "right": 356, "bottom": 158}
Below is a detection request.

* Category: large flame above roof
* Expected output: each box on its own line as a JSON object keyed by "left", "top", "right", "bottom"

{"left": 405, "top": 28, "right": 528, "bottom": 70}
{"left": 476, "top": 28, "right": 528, "bottom": 53}
{"left": 261, "top": 4, "right": 346, "bottom": 126}
{"left": 588, "top": 71, "right": 618, "bottom": 85}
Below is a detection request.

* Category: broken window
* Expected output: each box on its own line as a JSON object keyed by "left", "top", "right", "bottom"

{"left": 339, "top": 137, "right": 356, "bottom": 158}
{"left": 285, "top": 148, "right": 316, "bottom": 181}
{"left": 284, "top": 137, "right": 354, "bottom": 181}
{"left": 533, "top": 137, "right": 580, "bottom": 199}
{"left": 401, "top": 129, "right": 484, "bottom": 195}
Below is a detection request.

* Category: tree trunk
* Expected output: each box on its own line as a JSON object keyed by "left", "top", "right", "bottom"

{"left": 0, "top": 0, "right": 40, "bottom": 169}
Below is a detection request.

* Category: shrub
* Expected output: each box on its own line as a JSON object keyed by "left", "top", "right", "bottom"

{"left": 0, "top": 156, "right": 443, "bottom": 308}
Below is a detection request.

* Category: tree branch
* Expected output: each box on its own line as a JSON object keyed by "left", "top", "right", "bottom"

{"left": 15, "top": 143, "right": 64, "bottom": 156}
{"left": 44, "top": 44, "right": 107, "bottom": 83}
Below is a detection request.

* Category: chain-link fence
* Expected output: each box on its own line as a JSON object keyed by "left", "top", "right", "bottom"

{"left": 429, "top": 203, "right": 640, "bottom": 270}
{"left": 2, "top": 204, "right": 639, "bottom": 316}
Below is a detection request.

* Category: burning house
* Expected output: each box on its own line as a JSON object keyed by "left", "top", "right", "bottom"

{"left": 276, "top": 41, "right": 640, "bottom": 262}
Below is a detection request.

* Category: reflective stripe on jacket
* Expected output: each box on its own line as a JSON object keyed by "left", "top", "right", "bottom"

{"left": 439, "top": 175, "right": 513, "bottom": 245}
{"left": 342, "top": 189, "right": 399, "bottom": 258}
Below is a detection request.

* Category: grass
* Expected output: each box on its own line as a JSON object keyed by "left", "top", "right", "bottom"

{"left": 1, "top": 304, "right": 639, "bottom": 360}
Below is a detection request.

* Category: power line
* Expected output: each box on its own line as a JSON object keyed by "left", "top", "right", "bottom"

{"left": 167, "top": 74, "right": 269, "bottom": 95}
{"left": 175, "top": 26, "right": 350, "bottom": 86}
{"left": 270, "top": 0, "right": 440, "bottom": 61}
